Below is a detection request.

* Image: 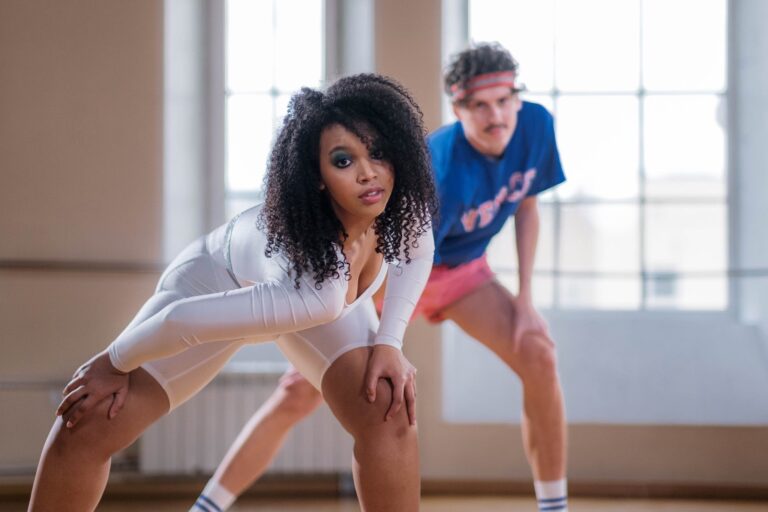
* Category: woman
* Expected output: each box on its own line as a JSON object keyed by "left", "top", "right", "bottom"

{"left": 28, "top": 74, "right": 437, "bottom": 512}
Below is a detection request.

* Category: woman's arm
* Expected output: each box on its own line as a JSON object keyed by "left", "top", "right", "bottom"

{"left": 57, "top": 273, "right": 347, "bottom": 428}
{"left": 109, "top": 275, "right": 346, "bottom": 374}
{"left": 364, "top": 225, "right": 434, "bottom": 425}
{"left": 374, "top": 226, "right": 435, "bottom": 349}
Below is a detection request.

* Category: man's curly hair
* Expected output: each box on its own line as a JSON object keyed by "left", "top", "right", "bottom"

{"left": 259, "top": 73, "right": 438, "bottom": 288}
{"left": 444, "top": 42, "right": 521, "bottom": 103}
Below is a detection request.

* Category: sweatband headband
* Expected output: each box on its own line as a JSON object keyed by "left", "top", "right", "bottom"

{"left": 449, "top": 71, "right": 518, "bottom": 102}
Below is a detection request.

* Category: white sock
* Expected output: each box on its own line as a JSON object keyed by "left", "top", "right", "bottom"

{"left": 190, "top": 480, "right": 236, "bottom": 512}
{"left": 534, "top": 478, "right": 568, "bottom": 512}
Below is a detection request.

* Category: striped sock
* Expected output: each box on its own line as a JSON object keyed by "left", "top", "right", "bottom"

{"left": 190, "top": 480, "right": 236, "bottom": 512}
{"left": 534, "top": 478, "right": 568, "bottom": 512}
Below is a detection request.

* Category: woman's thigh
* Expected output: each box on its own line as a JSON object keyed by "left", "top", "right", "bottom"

{"left": 276, "top": 299, "right": 378, "bottom": 390}
{"left": 120, "top": 243, "right": 247, "bottom": 410}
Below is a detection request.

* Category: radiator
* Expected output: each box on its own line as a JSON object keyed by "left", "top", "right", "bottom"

{"left": 139, "top": 363, "right": 353, "bottom": 475}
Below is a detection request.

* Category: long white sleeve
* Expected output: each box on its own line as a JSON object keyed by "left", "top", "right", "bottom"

{"left": 374, "top": 226, "right": 435, "bottom": 349}
{"left": 108, "top": 276, "right": 346, "bottom": 373}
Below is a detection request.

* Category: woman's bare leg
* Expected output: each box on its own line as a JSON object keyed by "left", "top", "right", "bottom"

{"left": 28, "top": 368, "right": 169, "bottom": 512}
{"left": 321, "top": 347, "right": 419, "bottom": 512}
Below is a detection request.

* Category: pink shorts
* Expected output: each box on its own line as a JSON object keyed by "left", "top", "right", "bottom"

{"left": 377, "top": 255, "right": 495, "bottom": 324}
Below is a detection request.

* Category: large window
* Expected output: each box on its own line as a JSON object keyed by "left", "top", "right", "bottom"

{"left": 225, "top": 0, "right": 324, "bottom": 219}
{"left": 470, "top": 0, "right": 728, "bottom": 310}
{"left": 220, "top": 0, "right": 324, "bottom": 366}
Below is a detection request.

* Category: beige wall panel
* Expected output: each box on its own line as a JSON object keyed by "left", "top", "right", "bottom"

{"left": 375, "top": 0, "right": 443, "bottom": 132}
{"left": 0, "top": 391, "right": 59, "bottom": 468}
{"left": 0, "top": 389, "right": 133, "bottom": 470}
{"left": 0, "top": 0, "right": 163, "bottom": 262}
{"left": 0, "top": 270, "right": 159, "bottom": 379}
{"left": 569, "top": 425, "right": 768, "bottom": 485}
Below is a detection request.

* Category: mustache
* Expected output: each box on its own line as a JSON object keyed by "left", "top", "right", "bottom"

{"left": 484, "top": 124, "right": 507, "bottom": 133}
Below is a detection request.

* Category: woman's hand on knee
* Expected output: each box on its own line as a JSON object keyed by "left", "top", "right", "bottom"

{"left": 364, "top": 345, "right": 417, "bottom": 426}
{"left": 57, "top": 350, "right": 130, "bottom": 428}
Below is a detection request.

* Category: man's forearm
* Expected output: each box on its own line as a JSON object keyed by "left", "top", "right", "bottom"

{"left": 515, "top": 197, "right": 540, "bottom": 299}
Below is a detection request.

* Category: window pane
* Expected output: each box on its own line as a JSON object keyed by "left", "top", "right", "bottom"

{"left": 487, "top": 202, "right": 555, "bottom": 272}
{"left": 539, "top": 188, "right": 557, "bottom": 203}
{"left": 644, "top": 95, "right": 726, "bottom": 199}
{"left": 227, "top": 0, "right": 274, "bottom": 92}
{"left": 642, "top": 0, "right": 726, "bottom": 91}
{"left": 559, "top": 276, "right": 641, "bottom": 309}
{"left": 275, "top": 0, "right": 323, "bottom": 91}
{"left": 469, "top": 0, "right": 555, "bottom": 92}
{"left": 560, "top": 204, "right": 640, "bottom": 272}
{"left": 646, "top": 276, "right": 727, "bottom": 310}
{"left": 227, "top": 94, "right": 273, "bottom": 192}
{"left": 556, "top": 95, "right": 639, "bottom": 200}
{"left": 555, "top": 0, "right": 640, "bottom": 92}
{"left": 645, "top": 203, "right": 726, "bottom": 273}
{"left": 487, "top": 203, "right": 555, "bottom": 307}
{"left": 275, "top": 93, "right": 292, "bottom": 127}
{"left": 226, "top": 196, "right": 261, "bottom": 221}
{"left": 498, "top": 272, "right": 554, "bottom": 309}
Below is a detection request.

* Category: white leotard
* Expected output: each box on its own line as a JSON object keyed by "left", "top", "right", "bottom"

{"left": 107, "top": 204, "right": 433, "bottom": 408}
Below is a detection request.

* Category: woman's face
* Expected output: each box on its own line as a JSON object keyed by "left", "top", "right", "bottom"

{"left": 318, "top": 123, "right": 394, "bottom": 226}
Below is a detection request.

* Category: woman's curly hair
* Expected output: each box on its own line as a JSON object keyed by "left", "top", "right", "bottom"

{"left": 444, "top": 42, "right": 521, "bottom": 103}
{"left": 259, "top": 73, "right": 438, "bottom": 288}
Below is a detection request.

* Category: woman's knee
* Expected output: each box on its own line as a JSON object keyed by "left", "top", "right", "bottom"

{"left": 48, "top": 401, "right": 127, "bottom": 463}
{"left": 348, "top": 379, "right": 412, "bottom": 441}
{"left": 49, "top": 372, "right": 167, "bottom": 463}
{"left": 322, "top": 348, "right": 414, "bottom": 440}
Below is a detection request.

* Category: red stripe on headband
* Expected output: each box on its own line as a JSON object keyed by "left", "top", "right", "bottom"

{"left": 450, "top": 71, "right": 517, "bottom": 101}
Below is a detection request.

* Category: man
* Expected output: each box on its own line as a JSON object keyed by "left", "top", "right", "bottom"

{"left": 191, "top": 42, "right": 568, "bottom": 512}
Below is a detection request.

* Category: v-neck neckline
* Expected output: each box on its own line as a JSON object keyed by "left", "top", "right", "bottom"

{"left": 343, "top": 256, "right": 388, "bottom": 308}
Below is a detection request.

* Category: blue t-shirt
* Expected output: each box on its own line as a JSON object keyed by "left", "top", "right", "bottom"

{"left": 429, "top": 101, "right": 565, "bottom": 267}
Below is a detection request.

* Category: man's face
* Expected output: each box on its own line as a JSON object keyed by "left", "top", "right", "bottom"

{"left": 452, "top": 84, "right": 522, "bottom": 158}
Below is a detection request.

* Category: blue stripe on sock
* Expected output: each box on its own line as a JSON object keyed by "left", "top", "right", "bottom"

{"left": 539, "top": 505, "right": 567, "bottom": 512}
{"left": 539, "top": 496, "right": 567, "bottom": 503}
{"left": 198, "top": 495, "right": 223, "bottom": 512}
{"left": 193, "top": 499, "right": 213, "bottom": 512}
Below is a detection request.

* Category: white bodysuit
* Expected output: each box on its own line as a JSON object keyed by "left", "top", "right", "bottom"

{"left": 107, "top": 204, "right": 433, "bottom": 409}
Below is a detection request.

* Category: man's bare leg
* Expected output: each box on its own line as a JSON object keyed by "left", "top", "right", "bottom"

{"left": 191, "top": 369, "right": 322, "bottom": 511}
{"left": 441, "top": 280, "right": 567, "bottom": 504}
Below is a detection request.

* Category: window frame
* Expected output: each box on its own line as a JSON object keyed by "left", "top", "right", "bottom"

{"left": 451, "top": 0, "right": 734, "bottom": 313}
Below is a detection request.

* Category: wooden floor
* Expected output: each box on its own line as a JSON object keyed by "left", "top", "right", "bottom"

{"left": 4, "top": 496, "right": 768, "bottom": 511}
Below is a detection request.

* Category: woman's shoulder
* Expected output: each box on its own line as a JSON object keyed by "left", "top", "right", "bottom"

{"left": 226, "top": 202, "right": 286, "bottom": 283}
{"left": 227, "top": 203, "right": 348, "bottom": 295}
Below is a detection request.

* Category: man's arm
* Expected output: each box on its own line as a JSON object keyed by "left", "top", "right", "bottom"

{"left": 515, "top": 196, "right": 540, "bottom": 300}
{"left": 512, "top": 196, "right": 549, "bottom": 341}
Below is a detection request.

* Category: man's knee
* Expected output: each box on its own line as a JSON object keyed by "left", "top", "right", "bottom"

{"left": 514, "top": 332, "right": 559, "bottom": 381}
{"left": 275, "top": 375, "right": 323, "bottom": 418}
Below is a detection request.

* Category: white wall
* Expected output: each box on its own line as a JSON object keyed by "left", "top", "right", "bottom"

{"left": 445, "top": 312, "right": 768, "bottom": 424}
{"left": 734, "top": 0, "right": 768, "bottom": 337}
